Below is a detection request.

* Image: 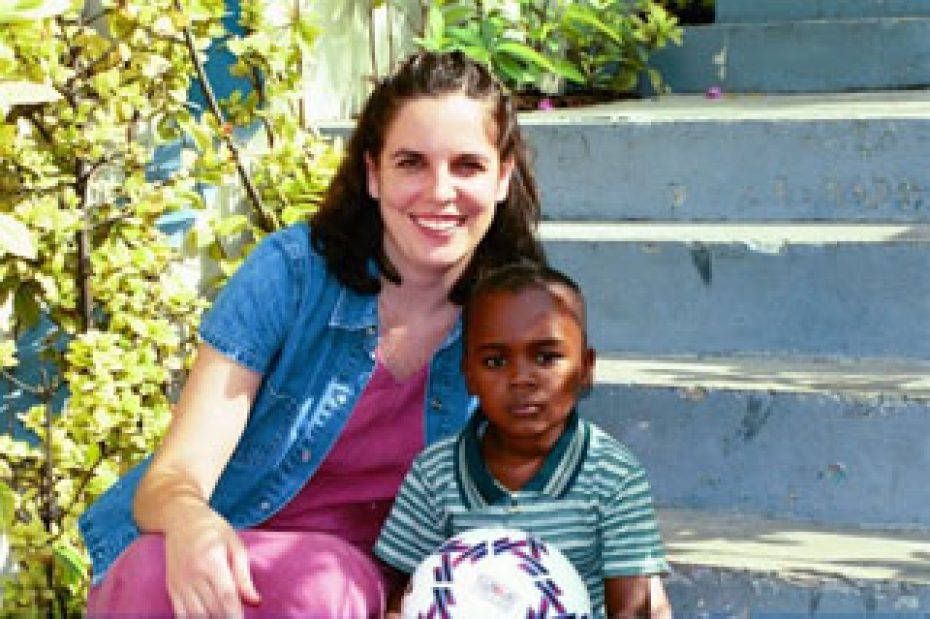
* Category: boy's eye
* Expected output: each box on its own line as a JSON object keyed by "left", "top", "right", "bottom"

{"left": 481, "top": 355, "right": 505, "bottom": 369}
{"left": 536, "top": 351, "right": 562, "bottom": 365}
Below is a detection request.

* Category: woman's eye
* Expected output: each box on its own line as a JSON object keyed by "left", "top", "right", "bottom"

{"left": 397, "top": 158, "right": 422, "bottom": 169}
{"left": 454, "top": 159, "right": 485, "bottom": 174}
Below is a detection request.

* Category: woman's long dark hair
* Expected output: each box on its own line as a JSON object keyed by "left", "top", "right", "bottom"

{"left": 310, "top": 50, "right": 546, "bottom": 304}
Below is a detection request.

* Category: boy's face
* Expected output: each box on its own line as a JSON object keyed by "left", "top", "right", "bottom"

{"left": 463, "top": 284, "right": 595, "bottom": 446}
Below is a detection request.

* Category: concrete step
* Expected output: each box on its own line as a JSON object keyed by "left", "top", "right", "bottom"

{"left": 646, "top": 18, "right": 930, "bottom": 93}
{"left": 658, "top": 508, "right": 930, "bottom": 614}
{"left": 718, "top": 0, "right": 930, "bottom": 23}
{"left": 520, "top": 92, "right": 930, "bottom": 222}
{"left": 541, "top": 222, "right": 930, "bottom": 358}
{"left": 579, "top": 353, "right": 930, "bottom": 527}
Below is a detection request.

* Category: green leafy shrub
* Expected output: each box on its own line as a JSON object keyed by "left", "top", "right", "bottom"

{"left": 414, "top": 0, "right": 682, "bottom": 100}
{"left": 0, "top": 0, "right": 339, "bottom": 613}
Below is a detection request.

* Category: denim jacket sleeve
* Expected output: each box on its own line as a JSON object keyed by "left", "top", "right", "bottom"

{"left": 199, "top": 225, "right": 309, "bottom": 374}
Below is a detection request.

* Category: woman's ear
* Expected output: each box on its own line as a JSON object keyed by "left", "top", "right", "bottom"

{"left": 495, "top": 156, "right": 516, "bottom": 203}
{"left": 364, "top": 152, "right": 380, "bottom": 200}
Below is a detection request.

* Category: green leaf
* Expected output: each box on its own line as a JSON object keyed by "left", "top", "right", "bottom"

{"left": 13, "top": 283, "right": 40, "bottom": 331}
{"left": 0, "top": 0, "right": 69, "bottom": 22}
{"left": 213, "top": 214, "right": 248, "bottom": 237}
{"left": 295, "top": 15, "right": 319, "bottom": 47}
{"left": 495, "top": 41, "right": 555, "bottom": 73}
{"left": 53, "top": 541, "right": 87, "bottom": 586}
{"left": 0, "top": 80, "right": 61, "bottom": 106}
{"left": 442, "top": 4, "right": 474, "bottom": 26}
{"left": 563, "top": 5, "right": 623, "bottom": 46}
{"left": 424, "top": 4, "right": 446, "bottom": 47}
{"left": 0, "top": 340, "right": 16, "bottom": 368}
{"left": 0, "top": 481, "right": 15, "bottom": 526}
{"left": 179, "top": 118, "right": 214, "bottom": 154}
{"left": 549, "top": 58, "right": 586, "bottom": 85}
{"left": 0, "top": 213, "right": 37, "bottom": 260}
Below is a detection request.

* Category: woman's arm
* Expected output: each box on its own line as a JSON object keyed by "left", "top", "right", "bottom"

{"left": 133, "top": 343, "right": 262, "bottom": 618}
{"left": 604, "top": 574, "right": 671, "bottom": 618}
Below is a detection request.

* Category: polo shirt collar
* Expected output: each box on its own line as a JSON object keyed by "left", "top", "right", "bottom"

{"left": 455, "top": 409, "right": 589, "bottom": 508}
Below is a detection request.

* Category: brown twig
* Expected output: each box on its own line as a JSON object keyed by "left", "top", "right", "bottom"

{"left": 177, "top": 13, "right": 276, "bottom": 232}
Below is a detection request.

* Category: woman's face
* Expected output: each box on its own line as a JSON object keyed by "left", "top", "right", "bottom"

{"left": 365, "top": 93, "right": 514, "bottom": 281}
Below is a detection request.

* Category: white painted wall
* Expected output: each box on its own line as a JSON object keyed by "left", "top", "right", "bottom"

{"left": 300, "top": 0, "right": 421, "bottom": 121}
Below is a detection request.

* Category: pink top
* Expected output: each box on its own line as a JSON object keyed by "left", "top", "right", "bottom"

{"left": 257, "top": 354, "right": 427, "bottom": 551}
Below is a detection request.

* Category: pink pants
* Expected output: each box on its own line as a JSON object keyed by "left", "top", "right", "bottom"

{"left": 86, "top": 531, "right": 392, "bottom": 618}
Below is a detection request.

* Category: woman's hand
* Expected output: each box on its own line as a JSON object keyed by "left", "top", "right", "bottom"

{"left": 133, "top": 344, "right": 263, "bottom": 616}
{"left": 163, "top": 501, "right": 260, "bottom": 617}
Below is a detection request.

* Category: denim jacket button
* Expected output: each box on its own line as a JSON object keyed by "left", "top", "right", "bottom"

{"left": 300, "top": 449, "right": 311, "bottom": 462}
{"left": 260, "top": 501, "right": 272, "bottom": 511}
{"left": 430, "top": 398, "right": 442, "bottom": 411}
{"left": 335, "top": 393, "right": 348, "bottom": 406}
{"left": 366, "top": 325, "right": 376, "bottom": 336}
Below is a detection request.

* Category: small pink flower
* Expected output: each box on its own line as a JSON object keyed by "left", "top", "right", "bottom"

{"left": 705, "top": 86, "right": 722, "bottom": 100}
{"left": 538, "top": 98, "right": 554, "bottom": 111}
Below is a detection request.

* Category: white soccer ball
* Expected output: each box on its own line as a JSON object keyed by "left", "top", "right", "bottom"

{"left": 400, "top": 527, "right": 592, "bottom": 619}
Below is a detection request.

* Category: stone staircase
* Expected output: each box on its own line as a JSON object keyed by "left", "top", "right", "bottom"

{"left": 647, "top": 0, "right": 930, "bottom": 94}
{"left": 521, "top": 0, "right": 930, "bottom": 613}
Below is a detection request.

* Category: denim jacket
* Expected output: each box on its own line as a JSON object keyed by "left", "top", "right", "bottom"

{"left": 79, "top": 223, "right": 475, "bottom": 583}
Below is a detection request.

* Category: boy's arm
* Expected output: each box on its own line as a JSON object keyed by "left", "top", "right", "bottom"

{"left": 375, "top": 454, "right": 448, "bottom": 616}
{"left": 604, "top": 575, "right": 671, "bottom": 619}
{"left": 383, "top": 564, "right": 411, "bottom": 618}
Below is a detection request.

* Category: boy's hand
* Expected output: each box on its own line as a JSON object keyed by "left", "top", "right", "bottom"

{"left": 384, "top": 566, "right": 411, "bottom": 616}
{"left": 604, "top": 574, "right": 670, "bottom": 618}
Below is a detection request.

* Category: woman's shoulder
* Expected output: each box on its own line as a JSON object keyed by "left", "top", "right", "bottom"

{"left": 259, "top": 222, "right": 312, "bottom": 261}
{"left": 246, "top": 223, "right": 336, "bottom": 286}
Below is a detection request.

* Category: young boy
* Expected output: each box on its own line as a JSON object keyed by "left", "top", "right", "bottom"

{"left": 375, "top": 262, "right": 671, "bottom": 618}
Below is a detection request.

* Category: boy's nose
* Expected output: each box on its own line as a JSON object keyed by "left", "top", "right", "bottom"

{"left": 509, "top": 358, "right": 537, "bottom": 386}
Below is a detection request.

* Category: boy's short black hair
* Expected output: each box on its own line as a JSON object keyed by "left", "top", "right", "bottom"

{"left": 462, "top": 260, "right": 588, "bottom": 345}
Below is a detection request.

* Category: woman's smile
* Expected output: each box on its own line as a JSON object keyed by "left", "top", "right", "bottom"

{"left": 410, "top": 212, "right": 467, "bottom": 233}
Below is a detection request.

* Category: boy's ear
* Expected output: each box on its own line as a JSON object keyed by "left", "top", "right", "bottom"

{"left": 579, "top": 347, "right": 596, "bottom": 394}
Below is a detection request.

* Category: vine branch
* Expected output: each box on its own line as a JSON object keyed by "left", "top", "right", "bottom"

{"left": 177, "top": 13, "right": 276, "bottom": 232}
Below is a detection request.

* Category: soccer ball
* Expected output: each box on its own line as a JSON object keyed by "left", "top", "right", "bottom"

{"left": 400, "top": 527, "right": 592, "bottom": 619}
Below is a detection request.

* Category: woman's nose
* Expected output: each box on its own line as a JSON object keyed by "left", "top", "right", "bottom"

{"left": 429, "top": 166, "right": 456, "bottom": 202}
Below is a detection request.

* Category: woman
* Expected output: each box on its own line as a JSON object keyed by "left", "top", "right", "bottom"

{"left": 80, "top": 51, "right": 545, "bottom": 617}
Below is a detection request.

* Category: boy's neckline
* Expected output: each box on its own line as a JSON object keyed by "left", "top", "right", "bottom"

{"left": 454, "top": 410, "right": 590, "bottom": 508}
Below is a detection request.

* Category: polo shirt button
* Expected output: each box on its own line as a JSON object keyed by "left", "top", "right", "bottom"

{"left": 260, "top": 501, "right": 272, "bottom": 511}
{"left": 301, "top": 449, "right": 311, "bottom": 462}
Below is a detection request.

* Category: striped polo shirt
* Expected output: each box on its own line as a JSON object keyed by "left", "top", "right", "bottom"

{"left": 375, "top": 411, "right": 668, "bottom": 615}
